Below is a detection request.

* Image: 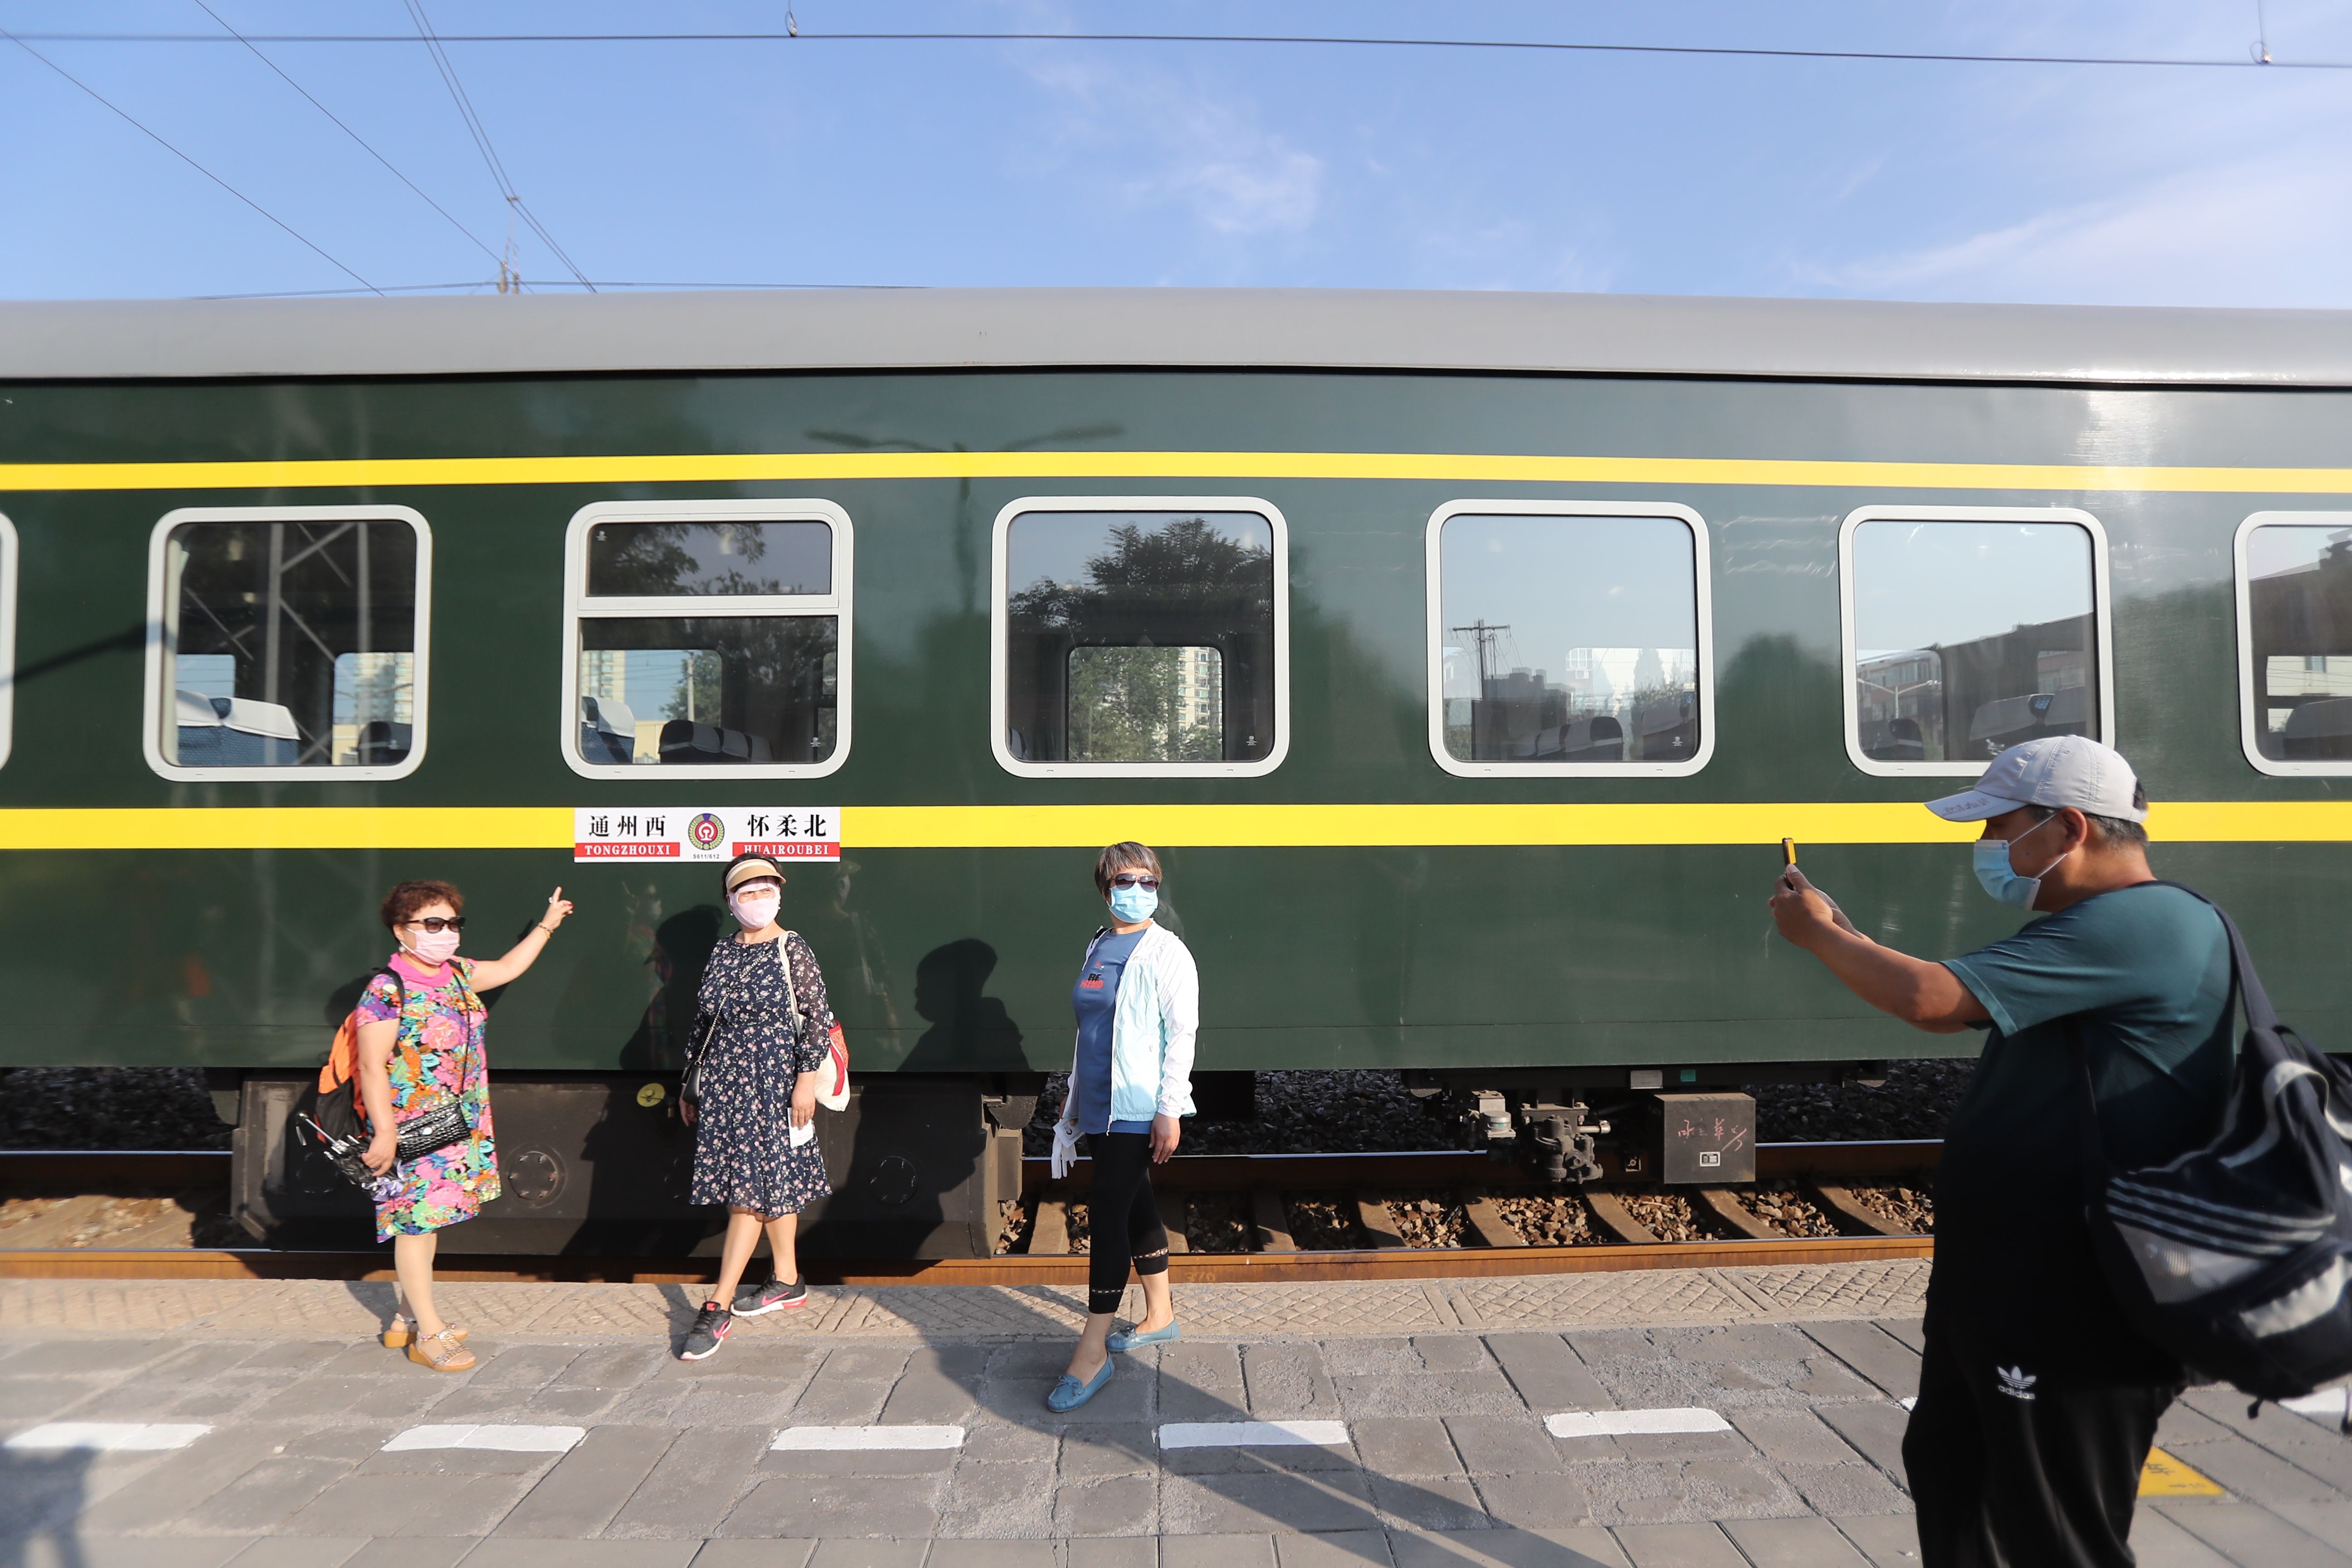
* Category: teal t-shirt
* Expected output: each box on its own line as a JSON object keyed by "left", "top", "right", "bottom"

{"left": 1935, "top": 881, "right": 2234, "bottom": 1374}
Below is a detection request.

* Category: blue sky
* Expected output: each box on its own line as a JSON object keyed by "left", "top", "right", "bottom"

{"left": 4, "top": 1, "right": 2350, "bottom": 305}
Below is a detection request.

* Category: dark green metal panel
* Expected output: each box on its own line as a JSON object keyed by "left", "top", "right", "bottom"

{"left": 0, "top": 369, "right": 2345, "bottom": 1072}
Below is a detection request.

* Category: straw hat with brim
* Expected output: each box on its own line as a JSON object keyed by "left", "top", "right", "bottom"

{"left": 724, "top": 856, "right": 786, "bottom": 892}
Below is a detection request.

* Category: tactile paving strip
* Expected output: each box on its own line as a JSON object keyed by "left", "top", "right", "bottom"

{"left": 0, "top": 1259, "right": 1933, "bottom": 1341}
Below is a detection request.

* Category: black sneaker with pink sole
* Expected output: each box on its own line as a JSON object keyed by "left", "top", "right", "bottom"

{"left": 732, "top": 1275, "right": 809, "bottom": 1316}
{"left": 679, "top": 1301, "right": 732, "bottom": 1360}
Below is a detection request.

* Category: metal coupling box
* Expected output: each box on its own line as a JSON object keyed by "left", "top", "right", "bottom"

{"left": 1654, "top": 1092, "right": 1757, "bottom": 1185}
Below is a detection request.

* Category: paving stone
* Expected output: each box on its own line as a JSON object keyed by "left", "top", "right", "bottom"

{"left": 1412, "top": 1338, "right": 1495, "bottom": 1375}
{"left": 960, "top": 1420, "right": 1059, "bottom": 1465}
{"left": 803, "top": 1543, "right": 927, "bottom": 1568}
{"left": 494, "top": 1425, "right": 678, "bottom": 1538}
{"left": 1161, "top": 1345, "right": 1251, "bottom": 1423}
{"left": 1609, "top": 1432, "right": 1749, "bottom": 1463}
{"left": 554, "top": 1346, "right": 668, "bottom": 1391}
{"left": 1387, "top": 1528, "right": 1630, "bottom": 1568}
{"left": 680, "top": 1380, "right": 823, "bottom": 1426}
{"left": 1322, "top": 1341, "right": 1420, "bottom": 1377}
{"left": 2165, "top": 1431, "right": 2345, "bottom": 1505}
{"left": 716, "top": 1471, "right": 946, "bottom": 1538}
{"left": 1055, "top": 1474, "right": 1159, "bottom": 1536}
{"left": 813, "top": 1346, "right": 914, "bottom": 1381}
{"left": 465, "top": 1543, "right": 702, "bottom": 1568}
{"left": 1161, "top": 1439, "right": 1361, "bottom": 1477}
{"left": 2156, "top": 1500, "right": 2352, "bottom": 1566}
{"left": 1274, "top": 1529, "right": 1396, "bottom": 1567}
{"left": 1814, "top": 1405, "right": 1912, "bottom": 1487}
{"left": 1560, "top": 1332, "right": 1660, "bottom": 1365}
{"left": 1872, "top": 1320, "right": 1926, "bottom": 1353}
{"left": 280, "top": 1471, "right": 546, "bottom": 1536}
{"left": 0, "top": 1450, "right": 110, "bottom": 1535}
{"left": 0, "top": 1341, "right": 174, "bottom": 1376}
{"left": 359, "top": 1443, "right": 563, "bottom": 1476}
{"left": 1336, "top": 1372, "right": 1527, "bottom": 1418}
{"left": 1161, "top": 1537, "right": 1274, "bottom": 1568}
{"left": 1242, "top": 1345, "right": 1340, "bottom": 1418}
{"left": 1777, "top": 1463, "right": 1912, "bottom": 1518}
{"left": 181, "top": 1459, "right": 369, "bottom": 1535}
{"left": 1365, "top": 1474, "right": 1491, "bottom": 1531}
{"left": 763, "top": 1446, "right": 959, "bottom": 1477}
{"left": 1162, "top": 1471, "right": 1379, "bottom": 1535}
{"left": 412, "top": 1385, "right": 626, "bottom": 1425}
{"left": 1445, "top": 1418, "right": 1569, "bottom": 1475}
{"left": 877, "top": 1346, "right": 988, "bottom": 1425}
{"left": 2156, "top": 1403, "right": 2239, "bottom": 1449}
{"left": 225, "top": 1541, "right": 368, "bottom": 1568}
{"left": 925, "top": 1542, "right": 1061, "bottom": 1568}
{"left": 605, "top": 1427, "right": 770, "bottom": 1539}
{"left": 343, "top": 1540, "right": 474, "bottom": 1568}
{"left": 1482, "top": 1336, "right": 1610, "bottom": 1414}
{"left": 1799, "top": 1323, "right": 1921, "bottom": 1403}
{"left": 1783, "top": 1361, "right": 1880, "bottom": 1401}
{"left": 1066, "top": 1539, "right": 1156, "bottom": 1568}
{"left": 233, "top": 1343, "right": 356, "bottom": 1374}
{"left": 466, "top": 1346, "right": 588, "bottom": 1389}
{"left": 1062, "top": 1425, "right": 1161, "bottom": 1478}
{"left": 73, "top": 1426, "right": 314, "bottom": 1533}
{"left": 1472, "top": 1473, "right": 1592, "bottom": 1529}
{"left": 937, "top": 1459, "right": 1057, "bottom": 1537}
{"left": 2128, "top": 1509, "right": 2236, "bottom": 1568}
{"left": 1728, "top": 1410, "right": 1861, "bottom": 1466}
{"left": 1652, "top": 1327, "right": 1815, "bottom": 1365}
{"left": 0, "top": 1541, "right": 255, "bottom": 1568}
{"left": 0, "top": 1379, "right": 107, "bottom": 1421}
{"left": 688, "top": 1543, "right": 817, "bottom": 1568}
{"left": 2273, "top": 1502, "right": 2352, "bottom": 1548}
{"left": 249, "top": 1376, "right": 462, "bottom": 1421}
{"left": 1829, "top": 1515, "right": 1923, "bottom": 1568}
{"left": 1571, "top": 1460, "right": 1796, "bottom": 1527}
{"left": 1608, "top": 1523, "right": 1747, "bottom": 1568}
{"left": 1351, "top": 1418, "right": 1465, "bottom": 1479}
{"left": 1721, "top": 1516, "right": 1872, "bottom": 1566}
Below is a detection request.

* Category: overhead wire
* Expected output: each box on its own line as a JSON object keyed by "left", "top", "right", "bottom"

{"left": 189, "top": 0, "right": 502, "bottom": 269}
{"left": 0, "top": 24, "right": 381, "bottom": 294}
{"left": 5, "top": 28, "right": 2351, "bottom": 70}
{"left": 401, "top": 0, "right": 594, "bottom": 291}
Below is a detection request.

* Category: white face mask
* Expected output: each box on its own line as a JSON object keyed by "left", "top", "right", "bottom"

{"left": 402, "top": 928, "right": 461, "bottom": 966}
{"left": 730, "top": 891, "right": 780, "bottom": 930}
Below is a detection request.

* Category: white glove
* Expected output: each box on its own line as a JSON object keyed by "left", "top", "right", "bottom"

{"left": 1050, "top": 1118, "right": 1080, "bottom": 1180}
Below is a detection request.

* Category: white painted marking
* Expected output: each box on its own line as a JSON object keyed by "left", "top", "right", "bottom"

{"left": 1158, "top": 1421, "right": 1351, "bottom": 1450}
{"left": 1545, "top": 1408, "right": 1732, "bottom": 1438}
{"left": 5, "top": 1423, "right": 211, "bottom": 1452}
{"left": 1900, "top": 1397, "right": 1918, "bottom": 1411}
{"left": 2283, "top": 1388, "right": 2349, "bottom": 1424}
{"left": 381, "top": 1424, "right": 585, "bottom": 1453}
{"left": 769, "top": 1426, "right": 965, "bottom": 1452}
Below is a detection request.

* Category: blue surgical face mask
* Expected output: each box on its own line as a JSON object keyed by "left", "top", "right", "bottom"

{"left": 1972, "top": 814, "right": 2069, "bottom": 910}
{"left": 1107, "top": 884, "right": 1158, "bottom": 924}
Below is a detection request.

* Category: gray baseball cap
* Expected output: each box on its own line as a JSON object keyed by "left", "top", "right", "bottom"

{"left": 1924, "top": 735, "right": 2148, "bottom": 823}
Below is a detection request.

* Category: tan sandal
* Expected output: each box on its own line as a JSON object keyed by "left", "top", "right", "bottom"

{"left": 407, "top": 1329, "right": 476, "bottom": 1372}
{"left": 382, "top": 1316, "right": 468, "bottom": 1349}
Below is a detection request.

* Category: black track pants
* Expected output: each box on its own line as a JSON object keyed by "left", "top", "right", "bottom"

{"left": 1085, "top": 1131, "right": 1168, "bottom": 1315}
{"left": 1903, "top": 1316, "right": 2180, "bottom": 1568}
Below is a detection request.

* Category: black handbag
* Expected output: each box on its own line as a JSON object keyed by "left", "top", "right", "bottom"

{"left": 393, "top": 1097, "right": 472, "bottom": 1161}
{"left": 682, "top": 1006, "right": 722, "bottom": 1105}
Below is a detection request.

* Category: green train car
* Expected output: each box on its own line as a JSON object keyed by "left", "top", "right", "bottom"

{"left": 3, "top": 289, "right": 2348, "bottom": 1255}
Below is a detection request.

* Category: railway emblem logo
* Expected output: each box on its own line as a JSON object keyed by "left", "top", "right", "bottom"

{"left": 687, "top": 813, "right": 726, "bottom": 852}
{"left": 1995, "top": 1365, "right": 2038, "bottom": 1401}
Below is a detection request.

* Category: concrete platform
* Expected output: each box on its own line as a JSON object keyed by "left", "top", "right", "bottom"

{"left": 1, "top": 1261, "right": 2345, "bottom": 1568}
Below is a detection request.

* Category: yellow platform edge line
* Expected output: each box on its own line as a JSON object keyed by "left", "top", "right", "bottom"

{"left": 5, "top": 450, "right": 2352, "bottom": 494}
{"left": 2138, "top": 1447, "right": 2226, "bottom": 1498}
{"left": 0, "top": 801, "right": 2342, "bottom": 851}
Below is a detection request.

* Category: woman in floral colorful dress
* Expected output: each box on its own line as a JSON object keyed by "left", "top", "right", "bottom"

{"left": 356, "top": 877, "right": 573, "bottom": 1370}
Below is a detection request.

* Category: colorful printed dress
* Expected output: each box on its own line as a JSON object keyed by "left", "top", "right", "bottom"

{"left": 689, "top": 932, "right": 834, "bottom": 1217}
{"left": 355, "top": 952, "right": 500, "bottom": 1240}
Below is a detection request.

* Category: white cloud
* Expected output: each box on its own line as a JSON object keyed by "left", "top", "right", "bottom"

{"left": 1017, "top": 54, "right": 1325, "bottom": 236}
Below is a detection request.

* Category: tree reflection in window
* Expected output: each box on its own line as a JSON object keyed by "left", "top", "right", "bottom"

{"left": 1005, "top": 513, "right": 1275, "bottom": 765}
{"left": 586, "top": 521, "right": 831, "bottom": 598}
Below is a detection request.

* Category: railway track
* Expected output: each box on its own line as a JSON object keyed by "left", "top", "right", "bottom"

{"left": 0, "top": 1142, "right": 1937, "bottom": 1285}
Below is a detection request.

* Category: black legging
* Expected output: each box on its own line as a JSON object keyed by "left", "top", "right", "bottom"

{"left": 1086, "top": 1131, "right": 1169, "bottom": 1315}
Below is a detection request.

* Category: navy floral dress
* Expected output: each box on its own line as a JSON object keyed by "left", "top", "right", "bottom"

{"left": 690, "top": 932, "right": 835, "bottom": 1217}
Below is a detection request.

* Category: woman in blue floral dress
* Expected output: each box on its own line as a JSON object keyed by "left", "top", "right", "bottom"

{"left": 678, "top": 853, "right": 836, "bottom": 1360}
{"left": 355, "top": 877, "right": 573, "bottom": 1370}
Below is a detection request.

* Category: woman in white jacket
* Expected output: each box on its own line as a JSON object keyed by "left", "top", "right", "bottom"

{"left": 1045, "top": 840, "right": 1197, "bottom": 1413}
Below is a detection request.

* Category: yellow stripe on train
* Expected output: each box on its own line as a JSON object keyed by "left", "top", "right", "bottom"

{"left": 5, "top": 450, "right": 2352, "bottom": 493}
{"left": 0, "top": 802, "right": 2344, "bottom": 851}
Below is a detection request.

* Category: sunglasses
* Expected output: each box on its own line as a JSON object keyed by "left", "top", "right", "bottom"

{"left": 403, "top": 916, "right": 466, "bottom": 934}
{"left": 1109, "top": 875, "right": 1160, "bottom": 891}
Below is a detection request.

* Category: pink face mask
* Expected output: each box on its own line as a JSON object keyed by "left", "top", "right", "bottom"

{"left": 402, "top": 928, "right": 461, "bottom": 966}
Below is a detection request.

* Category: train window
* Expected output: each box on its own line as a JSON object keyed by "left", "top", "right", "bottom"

{"left": 2236, "top": 513, "right": 2352, "bottom": 775}
{"left": 1839, "top": 506, "right": 2111, "bottom": 777}
{"left": 1424, "top": 502, "right": 1714, "bottom": 778}
{"left": 563, "top": 500, "right": 852, "bottom": 779}
{"left": 992, "top": 497, "right": 1288, "bottom": 777}
{"left": 0, "top": 512, "right": 15, "bottom": 770}
{"left": 142, "top": 507, "right": 431, "bottom": 780}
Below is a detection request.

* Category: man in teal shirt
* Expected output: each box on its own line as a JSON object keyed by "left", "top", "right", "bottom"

{"left": 1770, "top": 736, "right": 2232, "bottom": 1568}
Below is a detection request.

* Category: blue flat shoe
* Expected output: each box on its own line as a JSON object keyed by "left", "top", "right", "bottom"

{"left": 1045, "top": 1356, "right": 1116, "bottom": 1413}
{"left": 1106, "top": 1320, "right": 1181, "bottom": 1353}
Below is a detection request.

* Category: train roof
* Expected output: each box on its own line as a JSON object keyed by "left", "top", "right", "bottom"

{"left": 5, "top": 287, "right": 2352, "bottom": 387}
